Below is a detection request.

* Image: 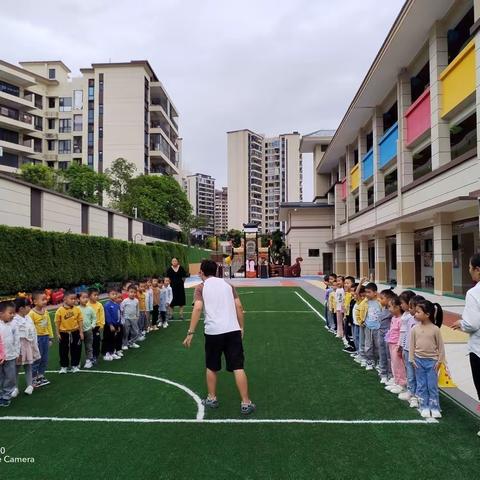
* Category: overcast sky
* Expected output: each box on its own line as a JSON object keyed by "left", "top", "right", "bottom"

{"left": 1, "top": 0, "right": 404, "bottom": 199}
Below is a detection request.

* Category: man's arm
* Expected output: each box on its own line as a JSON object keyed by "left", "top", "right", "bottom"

{"left": 235, "top": 298, "right": 245, "bottom": 331}
{"left": 183, "top": 299, "right": 203, "bottom": 348}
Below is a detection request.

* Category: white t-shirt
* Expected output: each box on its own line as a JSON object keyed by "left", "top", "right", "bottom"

{"left": 335, "top": 288, "right": 345, "bottom": 313}
{"left": 194, "top": 277, "right": 240, "bottom": 335}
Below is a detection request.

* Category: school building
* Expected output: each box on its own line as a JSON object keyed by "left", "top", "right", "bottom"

{"left": 282, "top": 0, "right": 480, "bottom": 295}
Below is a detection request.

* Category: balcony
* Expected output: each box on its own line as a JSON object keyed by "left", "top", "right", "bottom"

{"left": 0, "top": 106, "right": 35, "bottom": 132}
{"left": 440, "top": 40, "right": 475, "bottom": 117}
{"left": 350, "top": 164, "right": 360, "bottom": 191}
{"left": 361, "top": 148, "right": 374, "bottom": 182}
{"left": 0, "top": 139, "right": 34, "bottom": 156}
{"left": 378, "top": 122, "right": 398, "bottom": 168}
{"left": 405, "top": 88, "right": 430, "bottom": 146}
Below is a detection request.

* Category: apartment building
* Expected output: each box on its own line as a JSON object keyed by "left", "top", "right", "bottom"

{"left": 314, "top": 0, "right": 480, "bottom": 296}
{"left": 227, "top": 129, "right": 302, "bottom": 232}
{"left": 184, "top": 173, "right": 215, "bottom": 236}
{"left": 214, "top": 187, "right": 228, "bottom": 235}
{"left": 0, "top": 59, "right": 179, "bottom": 176}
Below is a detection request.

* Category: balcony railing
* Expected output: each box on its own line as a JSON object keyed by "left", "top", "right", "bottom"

{"left": 361, "top": 148, "right": 374, "bottom": 182}
{"left": 440, "top": 39, "right": 475, "bottom": 117}
{"left": 0, "top": 106, "right": 33, "bottom": 125}
{"left": 340, "top": 177, "right": 347, "bottom": 200}
{"left": 151, "top": 97, "right": 168, "bottom": 112}
{"left": 378, "top": 122, "right": 398, "bottom": 168}
{"left": 405, "top": 88, "right": 430, "bottom": 146}
{"left": 350, "top": 164, "right": 360, "bottom": 192}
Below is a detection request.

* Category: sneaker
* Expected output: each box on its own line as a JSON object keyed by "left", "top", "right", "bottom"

{"left": 103, "top": 354, "right": 113, "bottom": 361}
{"left": 38, "top": 377, "right": 50, "bottom": 387}
{"left": 202, "top": 397, "right": 219, "bottom": 409}
{"left": 122, "top": 345, "right": 129, "bottom": 350}
{"left": 163, "top": 322, "right": 169, "bottom": 329}
{"left": 365, "top": 365, "right": 374, "bottom": 371}
{"left": 24, "top": 385, "right": 34, "bottom": 395}
{"left": 129, "top": 343, "right": 140, "bottom": 349}
{"left": 354, "top": 357, "right": 363, "bottom": 364}
{"left": 324, "top": 325, "right": 330, "bottom": 330}
{"left": 115, "top": 350, "right": 124, "bottom": 357}
{"left": 59, "top": 367, "right": 68, "bottom": 374}
{"left": 386, "top": 378, "right": 396, "bottom": 386}
{"left": 431, "top": 409, "right": 442, "bottom": 419}
{"left": 0, "top": 399, "right": 10, "bottom": 407}
{"left": 71, "top": 366, "right": 80, "bottom": 373}
{"left": 137, "top": 335, "right": 146, "bottom": 342}
{"left": 112, "top": 353, "right": 121, "bottom": 360}
{"left": 141, "top": 331, "right": 147, "bottom": 336}
{"left": 349, "top": 352, "right": 357, "bottom": 357}
{"left": 32, "top": 378, "right": 41, "bottom": 388}
{"left": 91, "top": 357, "right": 97, "bottom": 365}
{"left": 152, "top": 325, "right": 159, "bottom": 331}
{"left": 420, "top": 408, "right": 431, "bottom": 418}
{"left": 380, "top": 376, "right": 388, "bottom": 384}
{"left": 385, "top": 384, "right": 397, "bottom": 391}
{"left": 360, "top": 361, "right": 367, "bottom": 367}
{"left": 375, "top": 365, "right": 382, "bottom": 373}
{"left": 10, "top": 387, "right": 19, "bottom": 398}
{"left": 398, "top": 391, "right": 412, "bottom": 401}
{"left": 84, "top": 360, "right": 93, "bottom": 369}
{"left": 389, "top": 385, "right": 404, "bottom": 394}
{"left": 241, "top": 402, "right": 256, "bottom": 415}
{"left": 409, "top": 397, "right": 419, "bottom": 408}
{"left": 343, "top": 346, "right": 356, "bottom": 353}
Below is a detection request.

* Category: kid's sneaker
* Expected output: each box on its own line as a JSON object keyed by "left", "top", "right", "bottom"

{"left": 137, "top": 335, "right": 146, "bottom": 342}
{"left": 409, "top": 397, "right": 419, "bottom": 408}
{"left": 202, "top": 397, "right": 219, "bottom": 409}
{"left": 389, "top": 385, "right": 404, "bottom": 394}
{"left": 430, "top": 409, "right": 442, "bottom": 419}
{"left": 84, "top": 360, "right": 93, "bottom": 369}
{"left": 360, "top": 360, "right": 367, "bottom": 367}
{"left": 39, "top": 377, "right": 50, "bottom": 387}
{"left": 112, "top": 353, "right": 121, "bottom": 360}
{"left": 71, "top": 366, "right": 80, "bottom": 373}
{"left": 241, "top": 402, "right": 256, "bottom": 415}
{"left": 24, "top": 385, "right": 34, "bottom": 395}
{"left": 0, "top": 399, "right": 10, "bottom": 407}
{"left": 386, "top": 378, "right": 396, "bottom": 386}
{"left": 59, "top": 367, "right": 68, "bottom": 374}
{"left": 103, "top": 354, "right": 113, "bottom": 361}
{"left": 129, "top": 343, "right": 140, "bottom": 349}
{"left": 420, "top": 408, "right": 431, "bottom": 418}
{"left": 10, "top": 387, "right": 19, "bottom": 398}
{"left": 365, "top": 365, "right": 374, "bottom": 371}
{"left": 122, "top": 345, "right": 129, "bottom": 350}
{"left": 398, "top": 391, "right": 411, "bottom": 401}
{"left": 115, "top": 350, "right": 124, "bottom": 357}
{"left": 380, "top": 376, "right": 388, "bottom": 384}
{"left": 163, "top": 322, "right": 169, "bottom": 329}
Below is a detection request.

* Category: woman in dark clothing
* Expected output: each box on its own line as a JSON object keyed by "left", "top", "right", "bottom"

{"left": 166, "top": 257, "right": 187, "bottom": 320}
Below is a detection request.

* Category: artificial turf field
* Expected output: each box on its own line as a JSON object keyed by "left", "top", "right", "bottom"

{"left": 0, "top": 286, "right": 479, "bottom": 480}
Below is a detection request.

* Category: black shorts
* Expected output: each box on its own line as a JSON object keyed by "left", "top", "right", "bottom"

{"left": 205, "top": 330, "right": 244, "bottom": 372}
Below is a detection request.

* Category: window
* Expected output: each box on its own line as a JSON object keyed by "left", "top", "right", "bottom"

{"left": 447, "top": 7, "right": 474, "bottom": 63}
{"left": 48, "top": 68, "right": 56, "bottom": 79}
{"left": 413, "top": 145, "right": 432, "bottom": 180}
{"left": 73, "top": 136, "right": 82, "bottom": 153}
{"left": 88, "top": 154, "right": 94, "bottom": 168}
{"left": 0, "top": 151, "right": 18, "bottom": 168}
{"left": 33, "top": 115, "right": 42, "bottom": 131}
{"left": 59, "top": 118, "right": 71, "bottom": 133}
{"left": 0, "top": 80, "right": 19, "bottom": 97}
{"left": 59, "top": 97, "right": 72, "bottom": 112}
{"left": 366, "top": 131, "right": 373, "bottom": 151}
{"left": 88, "top": 80, "right": 95, "bottom": 100}
{"left": 353, "top": 148, "right": 359, "bottom": 166}
{"left": 47, "top": 118, "right": 55, "bottom": 130}
{"left": 47, "top": 140, "right": 56, "bottom": 151}
{"left": 88, "top": 132, "right": 94, "bottom": 146}
{"left": 354, "top": 195, "right": 360, "bottom": 213}
{"left": 320, "top": 144, "right": 328, "bottom": 152}
{"left": 58, "top": 139, "right": 71, "bottom": 154}
{"left": 73, "top": 158, "right": 82, "bottom": 165}
{"left": 99, "top": 126, "right": 103, "bottom": 138}
{"left": 48, "top": 97, "right": 55, "bottom": 108}
{"left": 73, "top": 114, "right": 83, "bottom": 132}
{"left": 34, "top": 94, "right": 43, "bottom": 110}
{"left": 390, "top": 243, "right": 397, "bottom": 271}
{"left": 410, "top": 61, "right": 430, "bottom": 103}
{"left": 450, "top": 112, "right": 476, "bottom": 160}
{"left": 384, "top": 169, "right": 398, "bottom": 196}
{"left": 308, "top": 249, "right": 320, "bottom": 257}
{"left": 367, "top": 185, "right": 374, "bottom": 206}
{"left": 0, "top": 127, "right": 19, "bottom": 144}
{"left": 383, "top": 102, "right": 398, "bottom": 131}
{"left": 58, "top": 161, "right": 69, "bottom": 170}
{"left": 73, "top": 90, "right": 83, "bottom": 110}
{"left": 99, "top": 104, "right": 103, "bottom": 115}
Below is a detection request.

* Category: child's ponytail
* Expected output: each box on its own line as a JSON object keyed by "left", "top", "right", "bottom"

{"left": 433, "top": 302, "right": 443, "bottom": 328}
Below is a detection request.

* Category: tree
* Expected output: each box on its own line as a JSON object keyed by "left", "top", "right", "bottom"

{"left": 226, "top": 229, "right": 242, "bottom": 248}
{"left": 61, "top": 164, "right": 111, "bottom": 205}
{"left": 270, "top": 229, "right": 287, "bottom": 264}
{"left": 180, "top": 214, "right": 208, "bottom": 246}
{"left": 105, "top": 157, "right": 137, "bottom": 208}
{"left": 118, "top": 174, "right": 192, "bottom": 225}
{"left": 20, "top": 163, "right": 59, "bottom": 190}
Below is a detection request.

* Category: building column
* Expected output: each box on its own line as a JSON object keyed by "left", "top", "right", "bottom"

{"left": 397, "top": 69, "right": 413, "bottom": 189}
{"left": 429, "top": 22, "right": 450, "bottom": 170}
{"left": 346, "top": 145, "right": 355, "bottom": 218}
{"left": 334, "top": 183, "right": 345, "bottom": 226}
{"left": 334, "top": 241, "right": 346, "bottom": 275}
{"left": 474, "top": 2, "right": 480, "bottom": 160}
{"left": 433, "top": 213, "right": 453, "bottom": 295}
{"left": 373, "top": 107, "right": 385, "bottom": 202}
{"left": 345, "top": 240, "right": 356, "bottom": 277}
{"left": 358, "top": 131, "right": 368, "bottom": 210}
{"left": 375, "top": 232, "right": 387, "bottom": 284}
{"left": 396, "top": 223, "right": 415, "bottom": 289}
{"left": 359, "top": 237, "right": 369, "bottom": 279}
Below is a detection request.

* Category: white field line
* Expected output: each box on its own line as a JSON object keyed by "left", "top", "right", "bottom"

{"left": 0, "top": 416, "right": 436, "bottom": 425}
{"left": 294, "top": 291, "right": 326, "bottom": 321}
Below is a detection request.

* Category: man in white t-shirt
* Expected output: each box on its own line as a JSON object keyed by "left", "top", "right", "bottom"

{"left": 183, "top": 259, "right": 255, "bottom": 415}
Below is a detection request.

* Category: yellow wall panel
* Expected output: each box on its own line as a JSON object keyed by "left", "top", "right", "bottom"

{"left": 350, "top": 164, "right": 359, "bottom": 192}
{"left": 440, "top": 40, "right": 475, "bottom": 117}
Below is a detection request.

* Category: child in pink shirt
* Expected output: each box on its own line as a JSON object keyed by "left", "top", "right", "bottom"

{"left": 386, "top": 296, "right": 406, "bottom": 391}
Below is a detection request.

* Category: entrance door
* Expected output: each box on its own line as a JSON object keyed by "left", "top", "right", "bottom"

{"left": 414, "top": 240, "right": 422, "bottom": 289}
{"left": 355, "top": 245, "right": 360, "bottom": 279}
{"left": 323, "top": 252, "right": 333, "bottom": 275}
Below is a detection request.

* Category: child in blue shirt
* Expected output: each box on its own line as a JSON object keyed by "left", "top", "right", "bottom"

{"left": 102, "top": 289, "right": 122, "bottom": 361}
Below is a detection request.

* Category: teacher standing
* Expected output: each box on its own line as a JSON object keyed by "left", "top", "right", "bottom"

{"left": 166, "top": 258, "right": 187, "bottom": 320}
{"left": 452, "top": 253, "right": 480, "bottom": 437}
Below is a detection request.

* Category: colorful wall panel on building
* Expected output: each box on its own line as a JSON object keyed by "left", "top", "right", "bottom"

{"left": 350, "top": 164, "right": 359, "bottom": 192}
{"left": 378, "top": 122, "right": 398, "bottom": 168}
{"left": 362, "top": 148, "right": 374, "bottom": 182}
{"left": 405, "top": 88, "right": 431, "bottom": 146}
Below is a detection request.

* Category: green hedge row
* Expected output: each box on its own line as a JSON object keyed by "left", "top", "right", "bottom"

{"left": 187, "top": 246, "right": 212, "bottom": 264}
{"left": 0, "top": 225, "right": 190, "bottom": 295}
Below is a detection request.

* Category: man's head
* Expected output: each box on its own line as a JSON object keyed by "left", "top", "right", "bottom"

{"left": 200, "top": 259, "right": 218, "bottom": 280}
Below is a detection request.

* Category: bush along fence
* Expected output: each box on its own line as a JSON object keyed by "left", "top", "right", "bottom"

{"left": 0, "top": 225, "right": 190, "bottom": 295}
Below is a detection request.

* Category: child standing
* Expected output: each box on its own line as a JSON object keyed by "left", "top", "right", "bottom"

{"left": 54, "top": 291, "right": 84, "bottom": 374}
{"left": 151, "top": 278, "right": 161, "bottom": 331}
{"left": 164, "top": 277, "right": 173, "bottom": 322}
{"left": 102, "top": 289, "right": 122, "bottom": 361}
{"left": 159, "top": 278, "right": 169, "bottom": 328}
{"left": 377, "top": 289, "right": 395, "bottom": 384}
{"left": 343, "top": 276, "right": 356, "bottom": 352}
{"left": 29, "top": 291, "right": 53, "bottom": 387}
{"left": 386, "top": 296, "right": 407, "bottom": 394}
{"left": 335, "top": 276, "right": 345, "bottom": 339}
{"left": 121, "top": 285, "right": 141, "bottom": 349}
{"left": 78, "top": 292, "right": 97, "bottom": 369}
{"left": 145, "top": 279, "right": 154, "bottom": 332}
{"left": 0, "top": 302, "right": 19, "bottom": 407}
{"left": 137, "top": 280, "right": 148, "bottom": 336}
{"left": 14, "top": 298, "right": 40, "bottom": 396}
{"left": 410, "top": 300, "right": 445, "bottom": 419}
{"left": 328, "top": 282, "right": 337, "bottom": 334}
{"left": 363, "top": 282, "right": 382, "bottom": 371}
{"left": 353, "top": 286, "right": 367, "bottom": 364}
{"left": 87, "top": 287, "right": 104, "bottom": 365}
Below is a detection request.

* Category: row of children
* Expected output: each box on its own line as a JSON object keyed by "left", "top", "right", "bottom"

{"left": 0, "top": 277, "right": 174, "bottom": 407}
{"left": 325, "top": 273, "right": 445, "bottom": 419}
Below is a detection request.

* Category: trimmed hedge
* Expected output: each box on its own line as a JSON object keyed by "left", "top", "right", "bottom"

{"left": 187, "top": 246, "right": 212, "bottom": 264}
{"left": 0, "top": 225, "right": 190, "bottom": 295}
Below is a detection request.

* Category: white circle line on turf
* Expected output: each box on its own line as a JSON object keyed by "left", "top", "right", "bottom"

{"left": 0, "top": 417, "right": 436, "bottom": 424}
{"left": 294, "top": 291, "right": 326, "bottom": 321}
{"left": 41, "top": 370, "right": 205, "bottom": 420}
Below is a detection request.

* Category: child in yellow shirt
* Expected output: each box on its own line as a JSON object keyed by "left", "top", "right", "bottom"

{"left": 55, "top": 291, "right": 83, "bottom": 374}
{"left": 87, "top": 287, "right": 104, "bottom": 365}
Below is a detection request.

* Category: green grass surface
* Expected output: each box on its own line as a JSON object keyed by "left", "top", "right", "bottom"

{"left": 1, "top": 287, "right": 479, "bottom": 479}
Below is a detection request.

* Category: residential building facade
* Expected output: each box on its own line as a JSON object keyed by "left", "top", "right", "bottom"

{"left": 316, "top": 0, "right": 480, "bottom": 296}
{"left": 184, "top": 173, "right": 215, "bottom": 236}
{"left": 214, "top": 187, "right": 228, "bottom": 235}
{"left": 227, "top": 129, "right": 302, "bottom": 232}
{"left": 0, "top": 59, "right": 179, "bottom": 177}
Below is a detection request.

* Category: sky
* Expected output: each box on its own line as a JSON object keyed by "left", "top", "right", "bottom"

{"left": 1, "top": 0, "right": 405, "bottom": 200}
